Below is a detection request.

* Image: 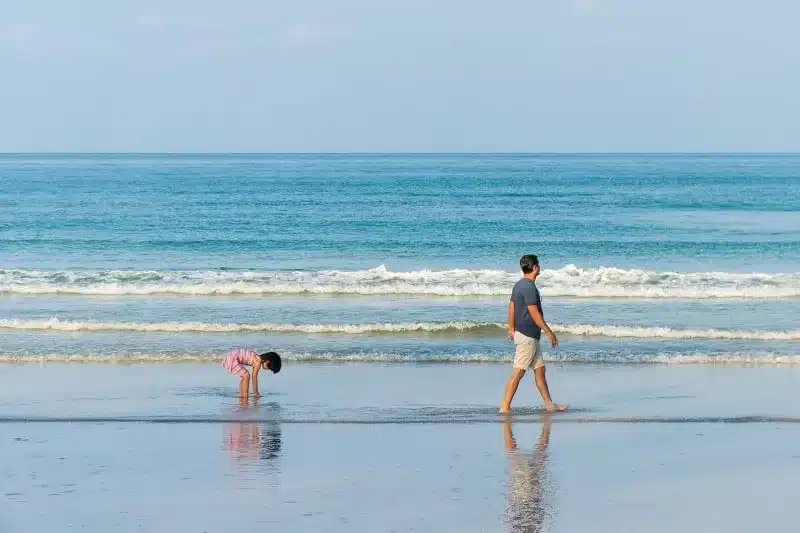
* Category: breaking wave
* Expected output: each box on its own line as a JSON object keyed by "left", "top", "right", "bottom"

{"left": 0, "top": 265, "right": 798, "bottom": 299}
{"left": 1, "top": 318, "right": 798, "bottom": 341}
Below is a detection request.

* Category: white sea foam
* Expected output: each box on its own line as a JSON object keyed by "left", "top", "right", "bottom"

{"left": 1, "top": 350, "right": 798, "bottom": 366}
{"left": 0, "top": 318, "right": 496, "bottom": 334}
{"left": 0, "top": 265, "right": 798, "bottom": 298}
{"left": 1, "top": 318, "right": 798, "bottom": 340}
{"left": 553, "top": 324, "right": 800, "bottom": 341}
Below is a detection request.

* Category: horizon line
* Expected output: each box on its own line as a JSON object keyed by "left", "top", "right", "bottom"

{"left": 1, "top": 151, "right": 799, "bottom": 156}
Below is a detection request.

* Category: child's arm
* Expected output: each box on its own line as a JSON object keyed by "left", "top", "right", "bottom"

{"left": 251, "top": 360, "right": 261, "bottom": 398}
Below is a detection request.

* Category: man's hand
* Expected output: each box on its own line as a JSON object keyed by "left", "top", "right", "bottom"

{"left": 507, "top": 328, "right": 515, "bottom": 341}
{"left": 547, "top": 331, "right": 558, "bottom": 348}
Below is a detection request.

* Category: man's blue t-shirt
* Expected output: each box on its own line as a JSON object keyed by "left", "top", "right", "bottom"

{"left": 510, "top": 278, "right": 543, "bottom": 340}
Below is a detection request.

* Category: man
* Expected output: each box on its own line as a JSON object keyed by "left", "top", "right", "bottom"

{"left": 499, "top": 254, "right": 567, "bottom": 413}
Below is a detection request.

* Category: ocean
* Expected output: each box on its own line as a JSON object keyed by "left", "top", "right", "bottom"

{"left": 1, "top": 153, "right": 798, "bottom": 366}
{"left": 3, "top": 153, "right": 800, "bottom": 532}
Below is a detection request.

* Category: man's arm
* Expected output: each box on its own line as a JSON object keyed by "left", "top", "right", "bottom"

{"left": 507, "top": 300, "right": 515, "bottom": 340}
{"left": 527, "top": 304, "right": 558, "bottom": 348}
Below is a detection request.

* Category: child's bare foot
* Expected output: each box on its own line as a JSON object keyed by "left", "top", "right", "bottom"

{"left": 544, "top": 403, "right": 568, "bottom": 412}
{"left": 498, "top": 408, "right": 510, "bottom": 414}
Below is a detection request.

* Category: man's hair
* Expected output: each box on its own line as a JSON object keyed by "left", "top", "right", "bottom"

{"left": 519, "top": 254, "right": 539, "bottom": 274}
{"left": 259, "top": 352, "right": 282, "bottom": 374}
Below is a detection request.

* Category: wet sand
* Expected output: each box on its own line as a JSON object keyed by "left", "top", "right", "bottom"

{"left": 1, "top": 363, "right": 799, "bottom": 532}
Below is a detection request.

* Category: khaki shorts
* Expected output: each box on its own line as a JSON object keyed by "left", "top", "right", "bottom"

{"left": 513, "top": 331, "right": 544, "bottom": 370}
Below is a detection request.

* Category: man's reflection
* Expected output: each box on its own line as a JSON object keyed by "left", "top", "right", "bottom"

{"left": 504, "top": 415, "right": 553, "bottom": 533}
{"left": 224, "top": 398, "right": 282, "bottom": 463}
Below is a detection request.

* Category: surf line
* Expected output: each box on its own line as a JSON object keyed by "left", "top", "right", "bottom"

{"left": 1, "top": 415, "right": 798, "bottom": 425}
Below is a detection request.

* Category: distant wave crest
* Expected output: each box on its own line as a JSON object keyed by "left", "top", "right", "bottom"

{"left": 1, "top": 350, "right": 799, "bottom": 366}
{"left": 1, "top": 265, "right": 798, "bottom": 299}
{"left": 1, "top": 318, "right": 798, "bottom": 341}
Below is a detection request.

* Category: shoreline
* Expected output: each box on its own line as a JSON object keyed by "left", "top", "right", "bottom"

{"left": 3, "top": 362, "right": 799, "bottom": 418}
{"left": 2, "top": 358, "right": 800, "bottom": 368}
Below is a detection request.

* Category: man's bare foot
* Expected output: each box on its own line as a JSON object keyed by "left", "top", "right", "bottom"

{"left": 498, "top": 407, "right": 511, "bottom": 414}
{"left": 544, "top": 403, "right": 568, "bottom": 412}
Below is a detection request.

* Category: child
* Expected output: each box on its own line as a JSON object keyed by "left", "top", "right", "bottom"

{"left": 222, "top": 348, "right": 282, "bottom": 399}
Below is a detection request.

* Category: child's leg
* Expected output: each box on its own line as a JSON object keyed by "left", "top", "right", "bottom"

{"left": 238, "top": 373, "right": 250, "bottom": 398}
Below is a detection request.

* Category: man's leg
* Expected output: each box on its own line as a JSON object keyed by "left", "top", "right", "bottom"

{"left": 533, "top": 366, "right": 567, "bottom": 412}
{"left": 499, "top": 368, "right": 526, "bottom": 413}
{"left": 500, "top": 332, "right": 535, "bottom": 413}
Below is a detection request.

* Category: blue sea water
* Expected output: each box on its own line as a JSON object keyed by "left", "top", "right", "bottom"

{"left": 0, "top": 153, "right": 798, "bottom": 365}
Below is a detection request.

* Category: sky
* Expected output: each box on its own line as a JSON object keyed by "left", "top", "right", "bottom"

{"left": 1, "top": 0, "right": 799, "bottom": 152}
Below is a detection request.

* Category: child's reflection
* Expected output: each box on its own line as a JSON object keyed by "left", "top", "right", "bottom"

{"left": 503, "top": 416, "right": 553, "bottom": 533}
{"left": 224, "top": 398, "right": 282, "bottom": 463}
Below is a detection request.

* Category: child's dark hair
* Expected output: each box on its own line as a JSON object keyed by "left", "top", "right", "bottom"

{"left": 259, "top": 352, "right": 282, "bottom": 373}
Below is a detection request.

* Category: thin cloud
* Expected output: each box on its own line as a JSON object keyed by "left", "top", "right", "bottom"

{"left": 567, "top": 0, "right": 602, "bottom": 16}
{"left": 0, "top": 24, "right": 33, "bottom": 51}
{"left": 131, "top": 15, "right": 222, "bottom": 34}
{"left": 273, "top": 22, "right": 351, "bottom": 47}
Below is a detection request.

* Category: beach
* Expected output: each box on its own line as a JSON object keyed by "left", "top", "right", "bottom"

{"left": 1, "top": 153, "right": 798, "bottom": 532}
{"left": 3, "top": 0, "right": 800, "bottom": 522}
{"left": 2, "top": 363, "right": 800, "bottom": 532}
